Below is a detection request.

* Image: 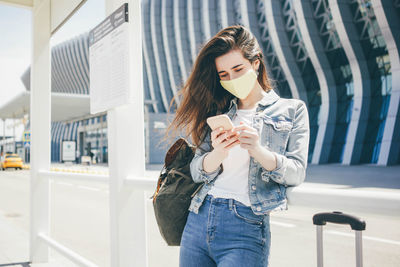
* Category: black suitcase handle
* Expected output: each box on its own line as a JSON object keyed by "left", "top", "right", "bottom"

{"left": 313, "top": 211, "right": 366, "bottom": 231}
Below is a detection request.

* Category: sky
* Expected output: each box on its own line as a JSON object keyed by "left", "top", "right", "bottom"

{"left": 0, "top": 0, "right": 105, "bottom": 139}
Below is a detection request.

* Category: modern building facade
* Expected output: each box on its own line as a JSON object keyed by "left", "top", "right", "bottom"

{"left": 10, "top": 0, "right": 400, "bottom": 165}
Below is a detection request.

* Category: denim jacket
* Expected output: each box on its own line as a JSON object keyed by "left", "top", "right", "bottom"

{"left": 189, "top": 89, "right": 310, "bottom": 215}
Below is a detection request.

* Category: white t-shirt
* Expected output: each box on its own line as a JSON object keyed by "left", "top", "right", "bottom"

{"left": 208, "top": 106, "right": 257, "bottom": 206}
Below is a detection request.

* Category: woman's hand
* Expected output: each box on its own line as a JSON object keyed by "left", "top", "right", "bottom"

{"left": 202, "top": 127, "right": 239, "bottom": 173}
{"left": 233, "top": 122, "right": 262, "bottom": 156}
{"left": 234, "top": 122, "right": 277, "bottom": 170}
{"left": 210, "top": 127, "right": 240, "bottom": 159}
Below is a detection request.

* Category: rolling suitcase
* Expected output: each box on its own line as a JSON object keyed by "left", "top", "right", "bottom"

{"left": 313, "top": 211, "right": 366, "bottom": 267}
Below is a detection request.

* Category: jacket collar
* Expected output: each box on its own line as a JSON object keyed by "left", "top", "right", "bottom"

{"left": 228, "top": 89, "right": 280, "bottom": 110}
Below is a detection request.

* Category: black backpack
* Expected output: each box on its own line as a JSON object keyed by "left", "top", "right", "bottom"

{"left": 151, "top": 138, "right": 203, "bottom": 246}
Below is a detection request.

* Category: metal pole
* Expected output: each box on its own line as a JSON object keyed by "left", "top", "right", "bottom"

{"left": 317, "top": 225, "right": 323, "bottom": 267}
{"left": 30, "top": 0, "right": 51, "bottom": 263}
{"left": 355, "top": 231, "right": 363, "bottom": 267}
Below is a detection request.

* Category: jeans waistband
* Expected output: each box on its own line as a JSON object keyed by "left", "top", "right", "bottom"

{"left": 204, "top": 194, "right": 250, "bottom": 208}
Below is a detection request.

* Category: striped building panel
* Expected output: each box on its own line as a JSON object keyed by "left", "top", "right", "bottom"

{"left": 65, "top": 40, "right": 85, "bottom": 94}
{"left": 173, "top": 0, "right": 189, "bottom": 83}
{"left": 328, "top": 0, "right": 373, "bottom": 165}
{"left": 217, "top": 0, "right": 229, "bottom": 29}
{"left": 161, "top": 0, "right": 180, "bottom": 103}
{"left": 142, "top": 59, "right": 155, "bottom": 113}
{"left": 77, "top": 34, "right": 90, "bottom": 93}
{"left": 187, "top": 0, "right": 204, "bottom": 62}
{"left": 226, "top": 0, "right": 236, "bottom": 26}
{"left": 142, "top": 0, "right": 164, "bottom": 112}
{"left": 372, "top": 0, "right": 400, "bottom": 165}
{"left": 69, "top": 37, "right": 87, "bottom": 94}
{"left": 260, "top": 0, "right": 308, "bottom": 103}
{"left": 60, "top": 43, "right": 78, "bottom": 93}
{"left": 306, "top": 0, "right": 354, "bottom": 164}
{"left": 150, "top": 0, "right": 172, "bottom": 112}
{"left": 50, "top": 46, "right": 64, "bottom": 93}
{"left": 293, "top": 0, "right": 338, "bottom": 164}
{"left": 255, "top": 0, "right": 293, "bottom": 99}
{"left": 70, "top": 37, "right": 85, "bottom": 93}
{"left": 19, "top": 0, "right": 399, "bottom": 165}
{"left": 208, "top": 0, "right": 219, "bottom": 37}
{"left": 348, "top": 0, "right": 392, "bottom": 164}
{"left": 52, "top": 44, "right": 70, "bottom": 93}
{"left": 201, "top": 0, "right": 212, "bottom": 41}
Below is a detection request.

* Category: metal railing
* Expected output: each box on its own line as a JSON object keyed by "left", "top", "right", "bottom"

{"left": 32, "top": 170, "right": 157, "bottom": 267}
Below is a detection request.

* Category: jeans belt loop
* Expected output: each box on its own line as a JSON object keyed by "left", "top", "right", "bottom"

{"left": 228, "top": 199, "right": 234, "bottom": 211}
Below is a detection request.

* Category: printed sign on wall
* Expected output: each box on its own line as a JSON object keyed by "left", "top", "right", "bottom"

{"left": 89, "top": 3, "right": 131, "bottom": 114}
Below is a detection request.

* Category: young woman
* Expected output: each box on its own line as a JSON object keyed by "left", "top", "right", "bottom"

{"left": 164, "top": 25, "right": 310, "bottom": 267}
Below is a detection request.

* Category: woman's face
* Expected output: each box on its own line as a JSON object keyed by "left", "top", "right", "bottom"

{"left": 215, "top": 49, "right": 259, "bottom": 81}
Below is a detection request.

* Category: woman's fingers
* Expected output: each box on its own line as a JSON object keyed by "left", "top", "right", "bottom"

{"left": 211, "top": 127, "right": 228, "bottom": 141}
{"left": 234, "top": 124, "right": 257, "bottom": 133}
{"left": 215, "top": 130, "right": 236, "bottom": 143}
{"left": 214, "top": 132, "right": 228, "bottom": 145}
{"left": 214, "top": 132, "right": 238, "bottom": 149}
{"left": 210, "top": 122, "right": 260, "bottom": 152}
{"left": 211, "top": 126, "right": 241, "bottom": 151}
{"left": 238, "top": 129, "right": 254, "bottom": 137}
{"left": 224, "top": 139, "right": 240, "bottom": 149}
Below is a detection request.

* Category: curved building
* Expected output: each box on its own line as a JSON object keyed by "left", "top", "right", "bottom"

{"left": 17, "top": 0, "right": 399, "bottom": 165}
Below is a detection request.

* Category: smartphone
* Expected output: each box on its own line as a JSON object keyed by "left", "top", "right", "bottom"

{"left": 206, "top": 114, "right": 234, "bottom": 131}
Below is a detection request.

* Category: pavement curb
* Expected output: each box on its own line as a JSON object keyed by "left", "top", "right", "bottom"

{"left": 288, "top": 185, "right": 400, "bottom": 216}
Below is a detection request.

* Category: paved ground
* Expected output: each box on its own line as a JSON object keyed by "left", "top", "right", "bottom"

{"left": 304, "top": 163, "right": 400, "bottom": 189}
{"left": 0, "top": 163, "right": 399, "bottom": 267}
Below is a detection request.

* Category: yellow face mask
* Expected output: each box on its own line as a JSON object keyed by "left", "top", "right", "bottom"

{"left": 220, "top": 69, "right": 258, "bottom": 99}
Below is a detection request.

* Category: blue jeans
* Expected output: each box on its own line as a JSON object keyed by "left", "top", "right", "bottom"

{"left": 180, "top": 194, "right": 271, "bottom": 267}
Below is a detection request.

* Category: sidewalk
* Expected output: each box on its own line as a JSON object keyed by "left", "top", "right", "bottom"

{"left": 305, "top": 163, "right": 400, "bottom": 189}
{"left": 0, "top": 163, "right": 399, "bottom": 266}
{"left": 0, "top": 210, "right": 29, "bottom": 266}
{"left": 142, "top": 162, "right": 400, "bottom": 215}
{"left": 289, "top": 164, "right": 400, "bottom": 216}
{"left": 18, "top": 162, "right": 400, "bottom": 215}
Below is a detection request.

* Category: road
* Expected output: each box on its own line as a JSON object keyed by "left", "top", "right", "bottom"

{"left": 0, "top": 169, "right": 399, "bottom": 267}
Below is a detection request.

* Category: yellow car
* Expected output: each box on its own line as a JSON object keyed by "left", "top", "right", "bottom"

{"left": 1, "top": 154, "right": 23, "bottom": 170}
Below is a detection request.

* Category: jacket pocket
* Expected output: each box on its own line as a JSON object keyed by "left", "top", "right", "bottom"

{"left": 261, "top": 116, "right": 293, "bottom": 154}
{"left": 260, "top": 169, "right": 284, "bottom": 198}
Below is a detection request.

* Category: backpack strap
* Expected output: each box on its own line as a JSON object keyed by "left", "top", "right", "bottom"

{"left": 169, "top": 168, "right": 191, "bottom": 181}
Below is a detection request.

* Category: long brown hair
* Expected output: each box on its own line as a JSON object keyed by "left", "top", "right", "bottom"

{"left": 162, "top": 25, "right": 272, "bottom": 148}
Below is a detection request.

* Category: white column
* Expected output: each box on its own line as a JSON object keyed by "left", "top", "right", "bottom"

{"left": 105, "top": 0, "right": 147, "bottom": 266}
{"left": 30, "top": 0, "right": 51, "bottom": 263}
